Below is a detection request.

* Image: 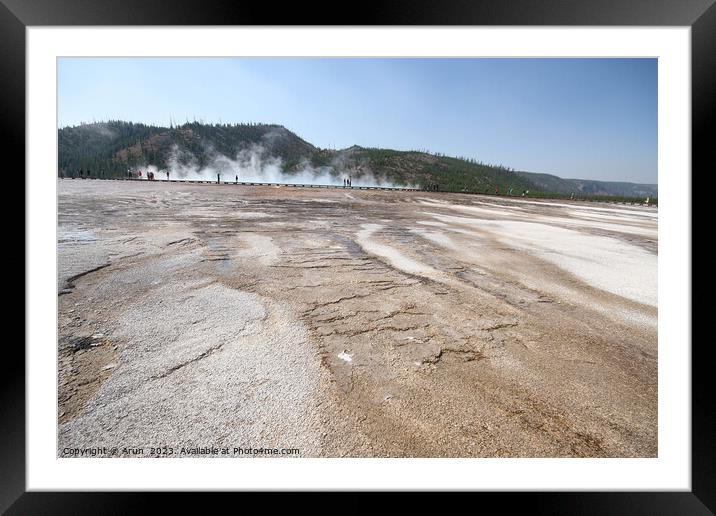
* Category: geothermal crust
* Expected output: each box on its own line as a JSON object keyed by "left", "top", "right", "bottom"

{"left": 58, "top": 180, "right": 657, "bottom": 457}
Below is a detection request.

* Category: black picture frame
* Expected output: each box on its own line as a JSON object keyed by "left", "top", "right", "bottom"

{"left": 6, "top": 0, "right": 713, "bottom": 512}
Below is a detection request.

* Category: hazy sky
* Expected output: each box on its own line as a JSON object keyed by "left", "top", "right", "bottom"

{"left": 59, "top": 57, "right": 657, "bottom": 183}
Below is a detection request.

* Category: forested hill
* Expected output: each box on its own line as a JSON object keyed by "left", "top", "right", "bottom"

{"left": 516, "top": 171, "right": 658, "bottom": 198}
{"left": 58, "top": 121, "right": 657, "bottom": 199}
{"left": 58, "top": 121, "right": 315, "bottom": 177}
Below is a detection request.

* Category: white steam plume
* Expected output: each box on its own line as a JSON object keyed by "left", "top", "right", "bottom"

{"left": 133, "top": 144, "right": 416, "bottom": 189}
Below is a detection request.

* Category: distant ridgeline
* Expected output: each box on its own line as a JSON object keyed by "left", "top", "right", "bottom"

{"left": 58, "top": 121, "right": 657, "bottom": 201}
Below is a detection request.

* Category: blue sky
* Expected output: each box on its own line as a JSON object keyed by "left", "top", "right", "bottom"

{"left": 58, "top": 58, "right": 657, "bottom": 183}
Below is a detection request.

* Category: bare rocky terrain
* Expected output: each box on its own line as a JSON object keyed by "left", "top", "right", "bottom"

{"left": 57, "top": 179, "right": 657, "bottom": 457}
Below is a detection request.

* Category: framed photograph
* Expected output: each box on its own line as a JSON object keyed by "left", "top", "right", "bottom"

{"left": 9, "top": 0, "right": 713, "bottom": 511}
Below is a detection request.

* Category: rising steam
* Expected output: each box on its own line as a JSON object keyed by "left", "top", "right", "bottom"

{"left": 133, "top": 144, "right": 415, "bottom": 189}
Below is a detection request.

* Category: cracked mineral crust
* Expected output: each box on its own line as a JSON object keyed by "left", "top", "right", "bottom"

{"left": 58, "top": 180, "right": 657, "bottom": 457}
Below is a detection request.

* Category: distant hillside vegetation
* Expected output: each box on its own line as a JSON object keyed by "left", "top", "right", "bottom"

{"left": 58, "top": 121, "right": 315, "bottom": 176}
{"left": 517, "top": 171, "right": 658, "bottom": 198}
{"left": 58, "top": 121, "right": 656, "bottom": 200}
